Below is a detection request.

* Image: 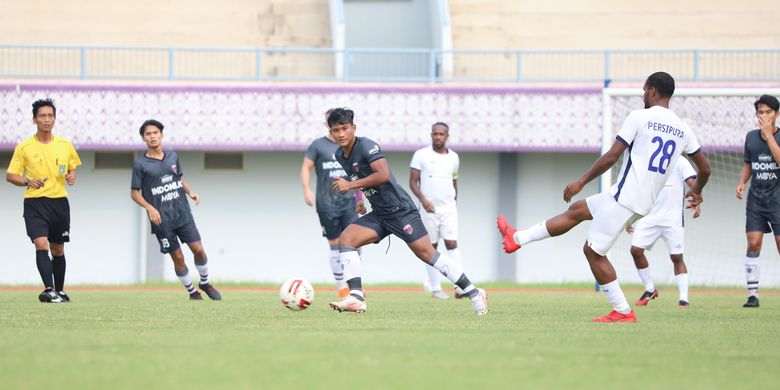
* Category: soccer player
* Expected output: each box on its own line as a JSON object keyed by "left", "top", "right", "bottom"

{"left": 6, "top": 99, "right": 81, "bottom": 303}
{"left": 409, "top": 122, "right": 466, "bottom": 299}
{"left": 736, "top": 94, "right": 780, "bottom": 308}
{"left": 497, "top": 72, "right": 711, "bottom": 322}
{"left": 131, "top": 119, "right": 221, "bottom": 301}
{"left": 301, "top": 109, "right": 365, "bottom": 300}
{"left": 326, "top": 108, "right": 488, "bottom": 315}
{"left": 626, "top": 157, "right": 700, "bottom": 308}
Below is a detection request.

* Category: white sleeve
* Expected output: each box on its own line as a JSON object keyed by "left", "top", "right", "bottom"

{"left": 678, "top": 157, "right": 697, "bottom": 180}
{"left": 616, "top": 110, "right": 643, "bottom": 146}
{"left": 683, "top": 126, "right": 702, "bottom": 155}
{"left": 410, "top": 149, "right": 422, "bottom": 170}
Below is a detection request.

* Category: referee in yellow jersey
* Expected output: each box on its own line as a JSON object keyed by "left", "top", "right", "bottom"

{"left": 5, "top": 99, "right": 81, "bottom": 303}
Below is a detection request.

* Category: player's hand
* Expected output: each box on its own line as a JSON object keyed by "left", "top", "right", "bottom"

{"left": 626, "top": 225, "right": 634, "bottom": 234}
{"left": 331, "top": 177, "right": 352, "bottom": 193}
{"left": 356, "top": 200, "right": 367, "bottom": 215}
{"left": 758, "top": 115, "right": 775, "bottom": 140}
{"left": 692, "top": 204, "right": 702, "bottom": 218}
{"left": 27, "top": 178, "right": 46, "bottom": 189}
{"left": 421, "top": 199, "right": 436, "bottom": 213}
{"left": 304, "top": 189, "right": 315, "bottom": 207}
{"left": 736, "top": 183, "right": 745, "bottom": 199}
{"left": 65, "top": 170, "right": 77, "bottom": 185}
{"left": 685, "top": 189, "right": 703, "bottom": 208}
{"left": 563, "top": 179, "right": 584, "bottom": 203}
{"left": 146, "top": 207, "right": 162, "bottom": 225}
{"left": 189, "top": 192, "right": 200, "bottom": 205}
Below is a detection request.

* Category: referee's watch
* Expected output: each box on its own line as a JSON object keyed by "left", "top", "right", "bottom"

{"left": 24, "top": 178, "right": 29, "bottom": 187}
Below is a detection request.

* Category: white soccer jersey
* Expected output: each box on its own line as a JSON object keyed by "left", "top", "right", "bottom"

{"left": 611, "top": 105, "right": 701, "bottom": 215}
{"left": 640, "top": 157, "right": 697, "bottom": 227}
{"left": 410, "top": 146, "right": 459, "bottom": 207}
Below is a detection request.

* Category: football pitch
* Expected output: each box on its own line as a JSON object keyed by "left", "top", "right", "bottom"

{"left": 1, "top": 285, "right": 778, "bottom": 389}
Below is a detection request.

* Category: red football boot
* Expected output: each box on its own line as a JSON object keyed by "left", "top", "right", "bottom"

{"left": 592, "top": 310, "right": 637, "bottom": 323}
{"left": 496, "top": 215, "right": 521, "bottom": 253}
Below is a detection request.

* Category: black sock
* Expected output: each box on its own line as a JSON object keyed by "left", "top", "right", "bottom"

{"left": 35, "top": 250, "right": 54, "bottom": 290}
{"left": 52, "top": 255, "right": 66, "bottom": 292}
{"left": 346, "top": 277, "right": 365, "bottom": 301}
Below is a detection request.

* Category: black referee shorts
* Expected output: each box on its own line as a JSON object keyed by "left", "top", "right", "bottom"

{"left": 23, "top": 197, "right": 71, "bottom": 243}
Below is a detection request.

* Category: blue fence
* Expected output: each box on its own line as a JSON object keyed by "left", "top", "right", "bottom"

{"left": 1, "top": 45, "right": 779, "bottom": 83}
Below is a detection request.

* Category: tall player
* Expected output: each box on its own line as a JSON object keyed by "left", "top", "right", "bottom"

{"left": 409, "top": 122, "right": 466, "bottom": 299}
{"left": 736, "top": 94, "right": 780, "bottom": 308}
{"left": 131, "top": 119, "right": 221, "bottom": 301}
{"left": 5, "top": 99, "right": 81, "bottom": 303}
{"left": 497, "top": 72, "right": 711, "bottom": 322}
{"left": 626, "top": 157, "right": 700, "bottom": 308}
{"left": 326, "top": 108, "right": 488, "bottom": 315}
{"left": 301, "top": 109, "right": 365, "bottom": 300}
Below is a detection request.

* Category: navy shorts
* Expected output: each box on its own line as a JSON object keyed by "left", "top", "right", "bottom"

{"left": 152, "top": 221, "right": 202, "bottom": 254}
{"left": 354, "top": 208, "right": 428, "bottom": 244}
{"left": 318, "top": 208, "right": 359, "bottom": 240}
{"left": 746, "top": 207, "right": 780, "bottom": 235}
{"left": 23, "top": 197, "right": 71, "bottom": 243}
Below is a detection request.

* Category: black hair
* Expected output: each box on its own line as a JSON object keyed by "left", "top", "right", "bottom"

{"left": 645, "top": 72, "right": 675, "bottom": 98}
{"left": 754, "top": 94, "right": 780, "bottom": 112}
{"left": 139, "top": 119, "right": 164, "bottom": 136}
{"left": 432, "top": 122, "right": 449, "bottom": 131}
{"left": 32, "top": 98, "right": 56, "bottom": 118}
{"left": 327, "top": 108, "right": 354, "bottom": 128}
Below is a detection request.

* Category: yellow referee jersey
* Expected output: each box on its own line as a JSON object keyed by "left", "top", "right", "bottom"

{"left": 7, "top": 135, "right": 82, "bottom": 198}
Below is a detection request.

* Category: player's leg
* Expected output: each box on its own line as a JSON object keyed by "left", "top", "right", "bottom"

{"left": 585, "top": 196, "right": 637, "bottom": 322}
{"left": 178, "top": 223, "right": 220, "bottom": 300}
{"left": 630, "top": 222, "right": 661, "bottom": 306}
{"left": 441, "top": 205, "right": 466, "bottom": 298}
{"left": 329, "top": 215, "right": 383, "bottom": 313}
{"left": 420, "top": 209, "right": 446, "bottom": 298}
{"left": 497, "top": 198, "right": 593, "bottom": 253}
{"left": 49, "top": 198, "right": 71, "bottom": 301}
{"left": 24, "top": 199, "right": 61, "bottom": 303}
{"left": 663, "top": 226, "right": 689, "bottom": 307}
{"left": 743, "top": 208, "right": 768, "bottom": 308}
{"left": 321, "top": 211, "right": 349, "bottom": 299}
{"left": 154, "top": 228, "right": 199, "bottom": 300}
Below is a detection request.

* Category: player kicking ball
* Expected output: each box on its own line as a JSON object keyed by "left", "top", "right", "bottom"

{"left": 326, "top": 108, "right": 488, "bottom": 315}
{"left": 497, "top": 72, "right": 711, "bottom": 322}
{"left": 131, "top": 119, "right": 221, "bottom": 301}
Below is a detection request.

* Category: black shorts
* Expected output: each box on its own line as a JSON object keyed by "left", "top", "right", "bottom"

{"left": 746, "top": 207, "right": 780, "bottom": 235}
{"left": 353, "top": 208, "right": 428, "bottom": 244}
{"left": 318, "top": 208, "right": 359, "bottom": 240}
{"left": 152, "top": 221, "right": 202, "bottom": 254}
{"left": 23, "top": 197, "right": 71, "bottom": 243}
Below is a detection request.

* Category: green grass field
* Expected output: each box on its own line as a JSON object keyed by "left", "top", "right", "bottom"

{"left": 1, "top": 285, "right": 778, "bottom": 389}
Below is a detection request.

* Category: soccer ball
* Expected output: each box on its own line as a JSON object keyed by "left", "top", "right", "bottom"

{"left": 279, "top": 278, "right": 314, "bottom": 311}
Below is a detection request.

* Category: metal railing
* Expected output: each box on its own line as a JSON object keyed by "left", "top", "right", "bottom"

{"left": 1, "top": 45, "right": 779, "bottom": 83}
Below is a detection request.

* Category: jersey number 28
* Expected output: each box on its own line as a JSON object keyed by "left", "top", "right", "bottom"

{"left": 647, "top": 136, "right": 676, "bottom": 174}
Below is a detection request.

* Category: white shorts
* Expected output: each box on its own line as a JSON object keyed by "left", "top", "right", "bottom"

{"left": 420, "top": 203, "right": 458, "bottom": 243}
{"left": 585, "top": 192, "right": 641, "bottom": 256}
{"left": 631, "top": 221, "right": 685, "bottom": 255}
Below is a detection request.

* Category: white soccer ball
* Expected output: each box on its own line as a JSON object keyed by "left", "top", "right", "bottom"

{"left": 279, "top": 278, "right": 314, "bottom": 311}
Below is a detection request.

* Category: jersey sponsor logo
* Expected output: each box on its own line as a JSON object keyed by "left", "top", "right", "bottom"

{"left": 647, "top": 121, "right": 684, "bottom": 139}
{"left": 151, "top": 180, "right": 184, "bottom": 202}
{"left": 752, "top": 154, "right": 780, "bottom": 180}
{"left": 328, "top": 169, "right": 347, "bottom": 178}
{"left": 161, "top": 174, "right": 174, "bottom": 184}
{"left": 322, "top": 161, "right": 342, "bottom": 170}
{"left": 368, "top": 145, "right": 380, "bottom": 155}
{"left": 758, "top": 154, "right": 774, "bottom": 162}
{"left": 755, "top": 171, "right": 778, "bottom": 180}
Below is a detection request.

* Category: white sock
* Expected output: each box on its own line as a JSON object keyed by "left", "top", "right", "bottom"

{"left": 513, "top": 220, "right": 550, "bottom": 246}
{"left": 675, "top": 273, "right": 689, "bottom": 302}
{"left": 745, "top": 256, "right": 760, "bottom": 297}
{"left": 636, "top": 266, "right": 655, "bottom": 292}
{"left": 195, "top": 261, "right": 209, "bottom": 285}
{"left": 447, "top": 248, "right": 465, "bottom": 295}
{"left": 425, "top": 263, "right": 442, "bottom": 292}
{"left": 341, "top": 248, "right": 364, "bottom": 299}
{"left": 329, "top": 248, "right": 347, "bottom": 290}
{"left": 600, "top": 280, "right": 631, "bottom": 314}
{"left": 176, "top": 268, "right": 196, "bottom": 294}
{"left": 429, "top": 251, "right": 476, "bottom": 297}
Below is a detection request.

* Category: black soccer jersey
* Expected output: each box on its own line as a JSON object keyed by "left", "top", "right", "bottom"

{"left": 744, "top": 128, "right": 780, "bottom": 211}
{"left": 131, "top": 150, "right": 194, "bottom": 230}
{"left": 335, "top": 137, "right": 416, "bottom": 215}
{"left": 304, "top": 136, "right": 355, "bottom": 213}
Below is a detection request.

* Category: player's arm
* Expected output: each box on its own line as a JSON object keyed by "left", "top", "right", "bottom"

{"left": 685, "top": 177, "right": 702, "bottom": 218}
{"left": 332, "top": 158, "right": 391, "bottom": 193}
{"left": 300, "top": 157, "right": 316, "bottom": 207}
{"left": 181, "top": 178, "right": 200, "bottom": 205}
{"left": 131, "top": 188, "right": 162, "bottom": 225}
{"left": 64, "top": 144, "right": 81, "bottom": 186}
{"left": 684, "top": 152, "right": 711, "bottom": 208}
{"left": 453, "top": 179, "right": 458, "bottom": 202}
{"left": 6, "top": 172, "right": 44, "bottom": 188}
{"left": 409, "top": 168, "right": 434, "bottom": 212}
{"left": 563, "top": 140, "right": 626, "bottom": 202}
{"left": 737, "top": 162, "right": 751, "bottom": 199}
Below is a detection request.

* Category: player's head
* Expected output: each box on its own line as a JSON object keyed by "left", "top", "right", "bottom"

{"left": 139, "top": 119, "right": 165, "bottom": 148}
{"left": 754, "top": 94, "right": 779, "bottom": 125}
{"left": 32, "top": 98, "right": 56, "bottom": 132}
{"left": 324, "top": 108, "right": 336, "bottom": 129}
{"left": 327, "top": 108, "right": 357, "bottom": 147}
{"left": 431, "top": 122, "right": 449, "bottom": 150}
{"left": 643, "top": 72, "right": 675, "bottom": 108}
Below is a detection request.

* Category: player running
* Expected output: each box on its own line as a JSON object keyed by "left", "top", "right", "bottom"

{"left": 326, "top": 108, "right": 488, "bottom": 315}
{"left": 626, "top": 157, "right": 700, "bottom": 308}
{"left": 497, "top": 72, "right": 711, "bottom": 322}
{"left": 131, "top": 119, "right": 221, "bottom": 301}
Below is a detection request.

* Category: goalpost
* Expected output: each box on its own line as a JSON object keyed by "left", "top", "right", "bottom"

{"left": 602, "top": 88, "right": 780, "bottom": 288}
